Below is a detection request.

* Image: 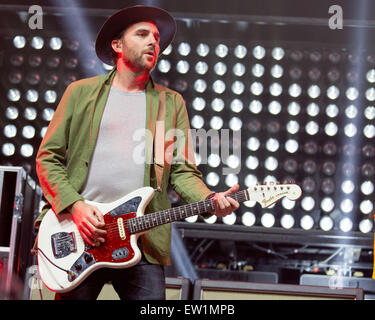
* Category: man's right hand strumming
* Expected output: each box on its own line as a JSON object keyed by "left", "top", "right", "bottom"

{"left": 68, "top": 200, "right": 107, "bottom": 246}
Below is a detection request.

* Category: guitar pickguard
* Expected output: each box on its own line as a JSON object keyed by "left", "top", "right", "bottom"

{"left": 110, "top": 196, "right": 142, "bottom": 217}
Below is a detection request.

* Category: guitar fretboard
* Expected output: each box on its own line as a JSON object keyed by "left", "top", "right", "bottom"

{"left": 126, "top": 190, "right": 249, "bottom": 234}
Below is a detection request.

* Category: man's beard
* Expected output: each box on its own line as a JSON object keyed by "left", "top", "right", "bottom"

{"left": 121, "top": 42, "right": 158, "bottom": 72}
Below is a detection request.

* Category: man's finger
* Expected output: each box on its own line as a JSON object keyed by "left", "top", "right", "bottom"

{"left": 222, "top": 184, "right": 240, "bottom": 196}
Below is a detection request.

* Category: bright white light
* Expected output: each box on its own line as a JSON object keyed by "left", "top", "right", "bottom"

{"left": 339, "top": 217, "right": 353, "bottom": 232}
{"left": 261, "top": 213, "right": 275, "bottom": 228}
{"left": 233, "top": 63, "right": 246, "bottom": 77}
{"left": 361, "top": 181, "right": 374, "bottom": 195}
{"left": 26, "top": 89, "right": 38, "bottom": 103}
{"left": 49, "top": 37, "right": 62, "bottom": 50}
{"left": 320, "top": 216, "right": 334, "bottom": 231}
{"left": 307, "top": 103, "right": 320, "bottom": 117}
{"left": 207, "top": 154, "right": 221, "bottom": 168}
{"left": 300, "top": 215, "right": 314, "bottom": 230}
{"left": 288, "top": 83, "right": 302, "bottom": 98}
{"left": 162, "top": 44, "right": 172, "bottom": 55}
{"left": 346, "top": 87, "right": 359, "bottom": 101}
{"left": 242, "top": 211, "right": 256, "bottom": 227}
{"left": 194, "top": 79, "right": 207, "bottom": 93}
{"left": 204, "top": 215, "right": 217, "bottom": 224}
{"left": 206, "top": 172, "right": 220, "bottom": 187}
{"left": 31, "top": 36, "right": 44, "bottom": 49}
{"left": 13, "top": 35, "right": 26, "bottom": 48}
{"left": 212, "top": 80, "right": 226, "bottom": 94}
{"left": 158, "top": 59, "right": 171, "bottom": 73}
{"left": 287, "top": 102, "right": 301, "bottom": 116}
{"left": 270, "top": 64, "right": 283, "bottom": 78}
{"left": 344, "top": 123, "right": 357, "bottom": 137}
{"left": 359, "top": 219, "right": 373, "bottom": 233}
{"left": 340, "top": 199, "right": 353, "bottom": 213}
{"left": 4, "top": 124, "right": 17, "bottom": 138}
{"left": 264, "top": 156, "right": 278, "bottom": 171}
{"left": 191, "top": 115, "right": 204, "bottom": 129}
{"left": 366, "top": 88, "right": 375, "bottom": 101}
{"left": 307, "top": 85, "right": 321, "bottom": 99}
{"left": 230, "top": 99, "right": 243, "bottom": 113}
{"left": 249, "top": 100, "right": 262, "bottom": 114}
{"left": 234, "top": 45, "right": 247, "bottom": 59}
{"left": 22, "top": 125, "right": 35, "bottom": 139}
{"left": 327, "top": 85, "right": 340, "bottom": 100}
{"left": 281, "top": 214, "right": 295, "bottom": 229}
{"left": 326, "top": 104, "right": 339, "bottom": 117}
{"left": 321, "top": 197, "right": 335, "bottom": 212}
{"left": 341, "top": 180, "right": 355, "bottom": 194}
{"left": 301, "top": 196, "right": 315, "bottom": 211}
{"left": 272, "top": 47, "right": 285, "bottom": 60}
{"left": 185, "top": 215, "right": 198, "bottom": 223}
{"left": 195, "top": 61, "right": 208, "bottom": 75}
{"left": 268, "top": 101, "right": 282, "bottom": 114}
{"left": 196, "top": 43, "right": 210, "bottom": 57}
{"left": 286, "top": 120, "right": 300, "bottom": 134}
{"left": 215, "top": 44, "right": 228, "bottom": 58}
{"left": 244, "top": 174, "right": 258, "bottom": 187}
{"left": 223, "top": 212, "right": 237, "bottom": 225}
{"left": 229, "top": 117, "right": 242, "bottom": 131}
{"left": 247, "top": 137, "right": 260, "bottom": 151}
{"left": 366, "top": 69, "right": 375, "bottom": 83}
{"left": 305, "top": 121, "right": 319, "bottom": 135}
{"left": 176, "top": 60, "right": 189, "bottom": 74}
{"left": 345, "top": 105, "right": 358, "bottom": 119}
{"left": 325, "top": 122, "right": 338, "bottom": 136}
{"left": 282, "top": 197, "right": 296, "bottom": 210}
{"left": 210, "top": 116, "right": 223, "bottom": 130}
{"left": 253, "top": 45, "right": 266, "bottom": 59}
{"left": 44, "top": 90, "right": 57, "bottom": 103}
{"left": 192, "top": 97, "right": 206, "bottom": 111}
{"left": 214, "top": 62, "right": 227, "bottom": 76}
{"left": 231, "top": 81, "right": 245, "bottom": 95}
{"left": 364, "top": 106, "right": 375, "bottom": 120}
{"left": 363, "top": 124, "right": 375, "bottom": 138}
{"left": 360, "top": 199, "right": 373, "bottom": 214}
{"left": 269, "top": 83, "right": 282, "bottom": 97}
{"left": 246, "top": 155, "right": 259, "bottom": 170}
{"left": 2, "top": 143, "right": 15, "bottom": 156}
{"left": 252, "top": 64, "right": 265, "bottom": 77}
{"left": 285, "top": 139, "right": 299, "bottom": 153}
{"left": 8, "top": 89, "right": 21, "bottom": 102}
{"left": 266, "top": 138, "right": 280, "bottom": 152}
{"left": 20, "top": 144, "right": 34, "bottom": 157}
{"left": 211, "top": 98, "right": 225, "bottom": 112}
{"left": 5, "top": 106, "right": 19, "bottom": 120}
{"left": 250, "top": 82, "right": 263, "bottom": 96}
{"left": 178, "top": 42, "right": 191, "bottom": 56}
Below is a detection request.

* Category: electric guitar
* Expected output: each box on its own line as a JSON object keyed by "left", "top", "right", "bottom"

{"left": 37, "top": 183, "right": 302, "bottom": 293}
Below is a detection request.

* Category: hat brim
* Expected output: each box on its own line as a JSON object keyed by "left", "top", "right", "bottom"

{"left": 95, "top": 6, "right": 176, "bottom": 66}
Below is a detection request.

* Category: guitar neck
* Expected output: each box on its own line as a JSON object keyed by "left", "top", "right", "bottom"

{"left": 126, "top": 190, "right": 249, "bottom": 234}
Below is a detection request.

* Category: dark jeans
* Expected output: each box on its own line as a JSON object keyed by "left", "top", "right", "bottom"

{"left": 55, "top": 255, "right": 166, "bottom": 300}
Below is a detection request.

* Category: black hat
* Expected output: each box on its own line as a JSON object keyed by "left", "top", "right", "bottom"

{"left": 95, "top": 5, "right": 176, "bottom": 65}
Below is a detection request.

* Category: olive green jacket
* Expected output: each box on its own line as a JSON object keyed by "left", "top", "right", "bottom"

{"left": 35, "top": 68, "right": 212, "bottom": 265}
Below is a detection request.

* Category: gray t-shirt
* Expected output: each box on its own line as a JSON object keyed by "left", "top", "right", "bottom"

{"left": 81, "top": 87, "right": 146, "bottom": 202}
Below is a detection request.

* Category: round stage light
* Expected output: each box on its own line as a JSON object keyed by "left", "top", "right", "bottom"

{"left": 215, "top": 44, "right": 228, "bottom": 58}
{"left": 359, "top": 219, "right": 373, "bottom": 233}
{"left": 3, "top": 124, "right": 17, "bottom": 138}
{"left": 20, "top": 144, "right": 34, "bottom": 157}
{"left": 2, "top": 143, "right": 15, "bottom": 156}
{"left": 195, "top": 61, "right": 208, "bottom": 75}
{"left": 321, "top": 197, "right": 335, "bottom": 212}
{"left": 13, "top": 35, "right": 26, "bottom": 49}
{"left": 5, "top": 106, "right": 19, "bottom": 120}
{"left": 270, "top": 64, "right": 283, "bottom": 78}
{"left": 247, "top": 137, "right": 260, "bottom": 151}
{"left": 281, "top": 214, "right": 295, "bottom": 229}
{"left": 158, "top": 59, "right": 171, "bottom": 73}
{"left": 261, "top": 213, "right": 275, "bottom": 228}
{"left": 233, "top": 63, "right": 246, "bottom": 77}
{"left": 192, "top": 97, "right": 206, "bottom": 111}
{"left": 177, "top": 42, "right": 191, "bottom": 56}
{"left": 319, "top": 216, "right": 334, "bottom": 231}
{"left": 206, "top": 172, "right": 220, "bottom": 187}
{"left": 301, "top": 196, "right": 315, "bottom": 211}
{"left": 252, "top": 45, "right": 265, "bottom": 59}
{"left": 339, "top": 217, "right": 353, "bottom": 232}
{"left": 326, "top": 104, "right": 339, "bottom": 118}
{"left": 211, "top": 98, "right": 225, "bottom": 112}
{"left": 234, "top": 45, "right": 247, "bottom": 59}
{"left": 242, "top": 211, "right": 256, "bottom": 227}
{"left": 300, "top": 215, "right": 314, "bottom": 230}
{"left": 223, "top": 212, "right": 237, "bottom": 225}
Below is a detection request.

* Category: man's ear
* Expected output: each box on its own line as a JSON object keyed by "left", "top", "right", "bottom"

{"left": 111, "top": 39, "right": 122, "bottom": 53}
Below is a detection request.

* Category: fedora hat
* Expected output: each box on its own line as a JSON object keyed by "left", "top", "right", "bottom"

{"left": 95, "top": 5, "right": 176, "bottom": 65}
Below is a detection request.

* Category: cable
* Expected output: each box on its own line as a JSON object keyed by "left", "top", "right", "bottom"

{"left": 33, "top": 248, "right": 75, "bottom": 278}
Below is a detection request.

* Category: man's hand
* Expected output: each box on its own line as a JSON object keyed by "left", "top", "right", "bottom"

{"left": 212, "top": 184, "right": 240, "bottom": 217}
{"left": 68, "top": 200, "right": 107, "bottom": 246}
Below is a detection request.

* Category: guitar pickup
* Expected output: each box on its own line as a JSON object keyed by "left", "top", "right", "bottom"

{"left": 51, "top": 232, "right": 77, "bottom": 259}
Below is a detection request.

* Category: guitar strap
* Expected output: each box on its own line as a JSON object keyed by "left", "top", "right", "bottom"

{"left": 154, "top": 91, "right": 166, "bottom": 192}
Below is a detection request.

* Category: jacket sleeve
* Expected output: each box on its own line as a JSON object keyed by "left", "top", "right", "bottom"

{"left": 168, "top": 93, "right": 212, "bottom": 206}
{"left": 36, "top": 82, "right": 84, "bottom": 215}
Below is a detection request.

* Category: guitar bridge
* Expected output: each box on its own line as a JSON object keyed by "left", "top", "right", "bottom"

{"left": 51, "top": 232, "right": 77, "bottom": 259}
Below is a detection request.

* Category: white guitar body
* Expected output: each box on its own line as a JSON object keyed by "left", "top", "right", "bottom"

{"left": 37, "top": 183, "right": 302, "bottom": 293}
{"left": 37, "top": 187, "right": 155, "bottom": 293}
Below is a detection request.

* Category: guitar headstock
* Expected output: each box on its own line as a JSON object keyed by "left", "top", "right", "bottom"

{"left": 247, "top": 182, "right": 302, "bottom": 208}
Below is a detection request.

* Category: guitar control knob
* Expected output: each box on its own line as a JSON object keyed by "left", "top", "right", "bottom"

{"left": 84, "top": 254, "right": 93, "bottom": 263}
{"left": 75, "top": 263, "right": 82, "bottom": 271}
